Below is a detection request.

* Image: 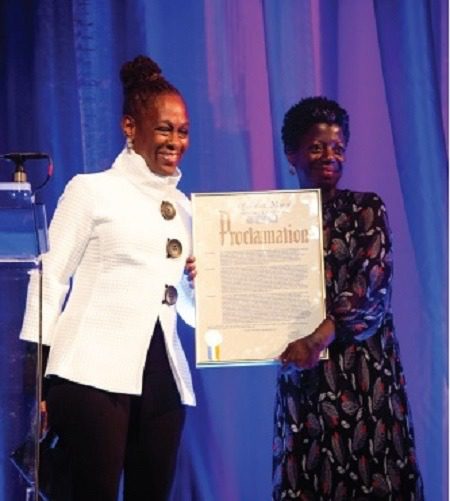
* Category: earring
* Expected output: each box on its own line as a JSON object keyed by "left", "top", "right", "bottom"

{"left": 126, "top": 136, "right": 134, "bottom": 153}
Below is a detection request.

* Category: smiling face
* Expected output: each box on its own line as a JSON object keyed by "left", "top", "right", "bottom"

{"left": 122, "top": 92, "right": 189, "bottom": 176}
{"left": 287, "top": 123, "right": 346, "bottom": 200}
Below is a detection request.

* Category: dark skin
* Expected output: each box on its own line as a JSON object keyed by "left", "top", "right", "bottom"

{"left": 121, "top": 92, "right": 190, "bottom": 177}
{"left": 184, "top": 256, "right": 197, "bottom": 284}
{"left": 280, "top": 123, "right": 347, "bottom": 368}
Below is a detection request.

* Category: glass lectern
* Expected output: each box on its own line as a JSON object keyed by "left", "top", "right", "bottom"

{"left": 0, "top": 181, "right": 48, "bottom": 500}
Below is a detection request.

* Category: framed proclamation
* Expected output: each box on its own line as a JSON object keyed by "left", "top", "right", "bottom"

{"left": 191, "top": 189, "right": 326, "bottom": 367}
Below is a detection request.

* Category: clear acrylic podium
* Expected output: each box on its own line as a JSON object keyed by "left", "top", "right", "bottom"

{"left": 0, "top": 182, "right": 48, "bottom": 500}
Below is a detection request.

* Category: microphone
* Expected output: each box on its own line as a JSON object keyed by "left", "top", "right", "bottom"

{"left": 0, "top": 152, "right": 53, "bottom": 185}
{"left": 1, "top": 152, "right": 49, "bottom": 162}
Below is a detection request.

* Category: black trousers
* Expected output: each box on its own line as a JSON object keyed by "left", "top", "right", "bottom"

{"left": 46, "top": 321, "right": 185, "bottom": 501}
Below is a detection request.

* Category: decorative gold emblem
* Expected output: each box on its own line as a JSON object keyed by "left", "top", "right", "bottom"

{"left": 166, "top": 238, "right": 182, "bottom": 258}
{"left": 163, "top": 285, "right": 178, "bottom": 305}
{"left": 161, "top": 201, "right": 176, "bottom": 220}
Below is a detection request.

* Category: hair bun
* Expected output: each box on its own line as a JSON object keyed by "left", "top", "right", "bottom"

{"left": 120, "top": 55, "right": 163, "bottom": 91}
{"left": 120, "top": 54, "right": 180, "bottom": 117}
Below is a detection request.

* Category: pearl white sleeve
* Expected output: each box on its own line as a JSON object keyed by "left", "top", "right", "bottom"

{"left": 20, "top": 175, "right": 95, "bottom": 345}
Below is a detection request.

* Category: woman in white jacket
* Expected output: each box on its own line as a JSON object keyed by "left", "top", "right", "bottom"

{"left": 21, "top": 54, "right": 196, "bottom": 500}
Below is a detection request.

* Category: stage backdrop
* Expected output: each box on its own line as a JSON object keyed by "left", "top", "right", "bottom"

{"left": 0, "top": 1, "right": 447, "bottom": 500}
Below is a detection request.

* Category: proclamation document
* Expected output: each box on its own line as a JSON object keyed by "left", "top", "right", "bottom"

{"left": 191, "top": 190, "right": 326, "bottom": 367}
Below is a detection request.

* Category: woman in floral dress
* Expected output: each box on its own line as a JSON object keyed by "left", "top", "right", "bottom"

{"left": 272, "top": 97, "right": 424, "bottom": 500}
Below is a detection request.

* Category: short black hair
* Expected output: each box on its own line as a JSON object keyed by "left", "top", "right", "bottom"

{"left": 281, "top": 96, "right": 350, "bottom": 154}
{"left": 120, "top": 55, "right": 181, "bottom": 118}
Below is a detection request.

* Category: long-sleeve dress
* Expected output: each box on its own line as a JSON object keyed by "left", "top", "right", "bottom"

{"left": 272, "top": 190, "right": 424, "bottom": 500}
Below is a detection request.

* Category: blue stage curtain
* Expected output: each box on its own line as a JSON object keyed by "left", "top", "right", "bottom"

{"left": 0, "top": 1, "right": 447, "bottom": 500}
{"left": 373, "top": 1, "right": 448, "bottom": 497}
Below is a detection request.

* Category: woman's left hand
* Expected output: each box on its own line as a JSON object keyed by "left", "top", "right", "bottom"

{"left": 184, "top": 256, "right": 197, "bottom": 286}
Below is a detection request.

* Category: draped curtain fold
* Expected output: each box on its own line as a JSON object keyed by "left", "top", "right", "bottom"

{"left": 0, "top": 1, "right": 447, "bottom": 500}
{"left": 373, "top": 1, "right": 448, "bottom": 496}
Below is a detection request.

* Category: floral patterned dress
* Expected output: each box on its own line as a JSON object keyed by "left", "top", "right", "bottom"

{"left": 272, "top": 190, "right": 424, "bottom": 500}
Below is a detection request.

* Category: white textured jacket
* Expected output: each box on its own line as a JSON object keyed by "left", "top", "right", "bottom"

{"left": 20, "top": 149, "right": 196, "bottom": 405}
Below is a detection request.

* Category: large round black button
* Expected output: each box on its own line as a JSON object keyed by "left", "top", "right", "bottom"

{"left": 166, "top": 238, "right": 182, "bottom": 258}
{"left": 161, "top": 201, "right": 176, "bottom": 220}
{"left": 163, "top": 285, "right": 178, "bottom": 305}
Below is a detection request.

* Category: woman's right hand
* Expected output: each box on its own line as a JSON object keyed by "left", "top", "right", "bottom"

{"left": 279, "top": 336, "right": 323, "bottom": 369}
{"left": 40, "top": 400, "right": 49, "bottom": 438}
{"left": 279, "top": 317, "right": 335, "bottom": 369}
